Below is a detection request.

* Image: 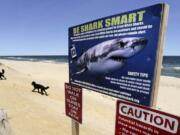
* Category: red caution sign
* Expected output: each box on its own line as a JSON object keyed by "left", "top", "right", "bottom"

{"left": 115, "top": 100, "right": 180, "bottom": 135}
{"left": 65, "top": 83, "right": 82, "bottom": 124}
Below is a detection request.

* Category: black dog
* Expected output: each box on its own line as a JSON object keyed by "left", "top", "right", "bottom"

{"left": 0, "top": 69, "right": 6, "bottom": 80}
{"left": 31, "top": 81, "right": 49, "bottom": 96}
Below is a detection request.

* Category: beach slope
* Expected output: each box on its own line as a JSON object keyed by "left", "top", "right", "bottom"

{"left": 0, "top": 59, "right": 180, "bottom": 135}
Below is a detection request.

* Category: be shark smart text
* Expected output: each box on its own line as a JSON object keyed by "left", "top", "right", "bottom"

{"left": 73, "top": 10, "right": 145, "bottom": 34}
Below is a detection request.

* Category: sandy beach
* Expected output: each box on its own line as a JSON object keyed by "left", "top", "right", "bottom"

{"left": 0, "top": 59, "right": 180, "bottom": 135}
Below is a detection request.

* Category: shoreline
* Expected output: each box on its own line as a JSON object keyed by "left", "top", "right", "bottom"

{"left": 0, "top": 59, "right": 180, "bottom": 135}
{"left": 0, "top": 56, "right": 68, "bottom": 65}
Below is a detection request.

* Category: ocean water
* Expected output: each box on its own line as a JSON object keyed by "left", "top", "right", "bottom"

{"left": 162, "top": 56, "right": 180, "bottom": 78}
{"left": 0, "top": 55, "right": 180, "bottom": 78}
{"left": 0, "top": 55, "right": 68, "bottom": 63}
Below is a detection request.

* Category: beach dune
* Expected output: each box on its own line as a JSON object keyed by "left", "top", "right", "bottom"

{"left": 0, "top": 59, "right": 180, "bottom": 135}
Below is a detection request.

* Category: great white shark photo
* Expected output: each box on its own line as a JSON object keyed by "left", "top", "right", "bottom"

{"left": 74, "top": 37, "right": 148, "bottom": 75}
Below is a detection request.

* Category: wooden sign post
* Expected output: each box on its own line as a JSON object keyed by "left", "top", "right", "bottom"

{"left": 151, "top": 4, "right": 169, "bottom": 108}
{"left": 72, "top": 120, "right": 79, "bottom": 135}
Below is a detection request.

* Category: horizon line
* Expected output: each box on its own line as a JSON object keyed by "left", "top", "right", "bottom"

{"left": 0, "top": 55, "right": 179, "bottom": 57}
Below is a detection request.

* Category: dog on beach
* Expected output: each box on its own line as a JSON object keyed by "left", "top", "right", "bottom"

{"left": 31, "top": 81, "right": 49, "bottom": 96}
{"left": 0, "top": 69, "right": 6, "bottom": 80}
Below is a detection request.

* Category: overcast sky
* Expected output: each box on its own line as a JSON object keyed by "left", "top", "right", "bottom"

{"left": 0, "top": 0, "right": 179, "bottom": 56}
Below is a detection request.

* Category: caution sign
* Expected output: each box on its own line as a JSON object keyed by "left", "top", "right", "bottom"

{"left": 115, "top": 100, "right": 180, "bottom": 135}
{"left": 65, "top": 83, "right": 82, "bottom": 124}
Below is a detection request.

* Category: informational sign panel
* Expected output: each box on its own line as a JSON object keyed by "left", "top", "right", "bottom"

{"left": 65, "top": 83, "right": 82, "bottom": 124}
{"left": 115, "top": 100, "right": 180, "bottom": 135}
{"left": 68, "top": 4, "right": 169, "bottom": 106}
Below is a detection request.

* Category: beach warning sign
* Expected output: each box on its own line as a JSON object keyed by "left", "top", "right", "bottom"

{"left": 68, "top": 3, "right": 169, "bottom": 106}
{"left": 115, "top": 100, "right": 180, "bottom": 135}
{"left": 65, "top": 83, "right": 82, "bottom": 124}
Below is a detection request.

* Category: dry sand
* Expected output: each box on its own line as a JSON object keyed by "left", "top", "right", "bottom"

{"left": 0, "top": 59, "right": 179, "bottom": 135}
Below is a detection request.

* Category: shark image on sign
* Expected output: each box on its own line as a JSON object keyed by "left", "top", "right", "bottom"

{"left": 74, "top": 37, "right": 148, "bottom": 75}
